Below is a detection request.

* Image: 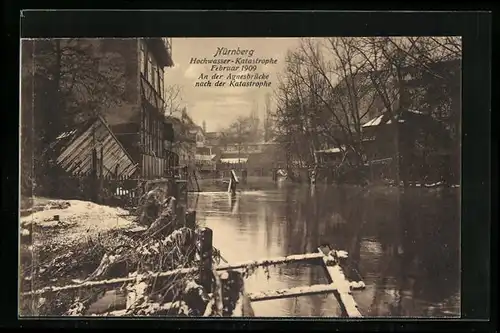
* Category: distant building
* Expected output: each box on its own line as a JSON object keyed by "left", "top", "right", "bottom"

{"left": 246, "top": 142, "right": 286, "bottom": 176}
{"left": 314, "top": 147, "right": 344, "bottom": 166}
{"left": 190, "top": 125, "right": 206, "bottom": 148}
{"left": 361, "top": 109, "right": 456, "bottom": 183}
{"left": 328, "top": 58, "right": 461, "bottom": 148}
{"left": 195, "top": 146, "right": 217, "bottom": 173}
{"left": 165, "top": 109, "right": 207, "bottom": 173}
{"left": 165, "top": 116, "right": 195, "bottom": 171}
{"left": 208, "top": 139, "right": 284, "bottom": 176}
{"left": 204, "top": 132, "right": 222, "bottom": 146}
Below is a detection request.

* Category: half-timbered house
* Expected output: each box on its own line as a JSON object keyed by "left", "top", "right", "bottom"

{"left": 96, "top": 38, "right": 176, "bottom": 179}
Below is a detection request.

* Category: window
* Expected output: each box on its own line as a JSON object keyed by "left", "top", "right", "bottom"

{"left": 159, "top": 67, "right": 164, "bottom": 99}
{"left": 151, "top": 60, "right": 157, "bottom": 90}
{"left": 148, "top": 55, "right": 154, "bottom": 86}
{"left": 140, "top": 42, "right": 146, "bottom": 75}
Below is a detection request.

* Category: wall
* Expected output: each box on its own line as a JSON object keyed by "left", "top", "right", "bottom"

{"left": 98, "top": 39, "right": 141, "bottom": 126}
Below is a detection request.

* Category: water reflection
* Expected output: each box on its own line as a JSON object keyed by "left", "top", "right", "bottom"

{"left": 190, "top": 183, "right": 460, "bottom": 317}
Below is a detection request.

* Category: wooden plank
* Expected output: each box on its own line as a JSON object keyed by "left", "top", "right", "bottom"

{"left": 232, "top": 287, "right": 255, "bottom": 317}
{"left": 105, "top": 301, "right": 183, "bottom": 316}
{"left": 202, "top": 299, "right": 216, "bottom": 317}
{"left": 212, "top": 269, "right": 224, "bottom": 316}
{"left": 230, "top": 170, "right": 239, "bottom": 183}
{"left": 248, "top": 283, "right": 338, "bottom": 302}
{"left": 215, "top": 252, "right": 323, "bottom": 271}
{"left": 20, "top": 266, "right": 198, "bottom": 296}
{"left": 318, "top": 246, "right": 362, "bottom": 318}
{"left": 21, "top": 253, "right": 323, "bottom": 297}
{"left": 198, "top": 228, "right": 213, "bottom": 292}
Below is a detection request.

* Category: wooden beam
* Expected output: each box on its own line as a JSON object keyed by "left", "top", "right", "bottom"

{"left": 215, "top": 252, "right": 323, "bottom": 271}
{"left": 232, "top": 290, "right": 255, "bottom": 317}
{"left": 21, "top": 252, "right": 324, "bottom": 297}
{"left": 20, "top": 266, "right": 198, "bottom": 296}
{"left": 212, "top": 270, "right": 224, "bottom": 316}
{"left": 248, "top": 283, "right": 338, "bottom": 302}
{"left": 198, "top": 228, "right": 214, "bottom": 293}
{"left": 230, "top": 170, "right": 239, "bottom": 183}
{"left": 318, "top": 246, "right": 362, "bottom": 318}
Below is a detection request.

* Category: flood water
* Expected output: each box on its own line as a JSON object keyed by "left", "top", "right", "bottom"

{"left": 189, "top": 178, "right": 461, "bottom": 318}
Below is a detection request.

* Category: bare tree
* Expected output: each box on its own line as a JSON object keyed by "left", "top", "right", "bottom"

{"left": 219, "top": 116, "right": 256, "bottom": 162}
{"left": 273, "top": 37, "right": 461, "bottom": 184}
{"left": 28, "top": 39, "right": 127, "bottom": 195}
{"left": 273, "top": 38, "right": 379, "bottom": 173}
{"left": 163, "top": 84, "right": 183, "bottom": 116}
{"left": 33, "top": 39, "right": 126, "bottom": 137}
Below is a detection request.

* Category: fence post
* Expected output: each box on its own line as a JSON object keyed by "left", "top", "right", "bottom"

{"left": 186, "top": 210, "right": 196, "bottom": 229}
{"left": 198, "top": 227, "right": 213, "bottom": 293}
{"left": 185, "top": 210, "right": 196, "bottom": 262}
{"left": 177, "top": 205, "right": 186, "bottom": 229}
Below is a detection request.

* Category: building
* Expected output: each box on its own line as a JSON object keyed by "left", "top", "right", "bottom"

{"left": 206, "top": 139, "right": 284, "bottom": 176}
{"left": 361, "top": 109, "right": 456, "bottom": 183}
{"left": 165, "top": 116, "right": 195, "bottom": 171}
{"left": 326, "top": 58, "right": 461, "bottom": 149}
{"left": 22, "top": 38, "right": 177, "bottom": 200}
{"left": 195, "top": 146, "right": 217, "bottom": 174}
{"left": 314, "top": 147, "right": 344, "bottom": 166}
{"left": 99, "top": 38, "right": 176, "bottom": 179}
{"left": 48, "top": 115, "right": 137, "bottom": 200}
{"left": 51, "top": 115, "right": 137, "bottom": 178}
{"left": 319, "top": 58, "right": 461, "bottom": 184}
{"left": 165, "top": 109, "right": 208, "bottom": 172}
{"left": 190, "top": 125, "right": 206, "bottom": 148}
{"left": 204, "top": 132, "right": 221, "bottom": 146}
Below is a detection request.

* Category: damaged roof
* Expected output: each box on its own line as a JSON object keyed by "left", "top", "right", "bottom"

{"left": 51, "top": 115, "right": 138, "bottom": 178}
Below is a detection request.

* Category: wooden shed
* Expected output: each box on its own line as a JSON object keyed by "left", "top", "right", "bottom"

{"left": 51, "top": 115, "right": 138, "bottom": 179}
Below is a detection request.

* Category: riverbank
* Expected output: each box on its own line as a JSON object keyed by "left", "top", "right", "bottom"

{"left": 19, "top": 194, "right": 249, "bottom": 317}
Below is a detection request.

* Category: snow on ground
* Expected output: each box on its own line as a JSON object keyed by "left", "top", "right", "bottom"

{"left": 20, "top": 200, "right": 137, "bottom": 246}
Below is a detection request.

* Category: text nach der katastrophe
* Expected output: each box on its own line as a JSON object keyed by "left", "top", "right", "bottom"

{"left": 190, "top": 47, "right": 278, "bottom": 88}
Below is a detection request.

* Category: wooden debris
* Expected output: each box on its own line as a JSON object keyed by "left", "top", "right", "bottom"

{"left": 215, "top": 252, "right": 323, "bottom": 271}
{"left": 202, "top": 299, "right": 216, "bottom": 317}
{"left": 248, "top": 283, "right": 338, "bottom": 302}
{"left": 20, "top": 267, "right": 198, "bottom": 296}
{"left": 240, "top": 292, "right": 255, "bottom": 317}
{"left": 22, "top": 252, "right": 323, "bottom": 297}
{"left": 212, "top": 270, "right": 224, "bottom": 316}
{"left": 198, "top": 228, "right": 213, "bottom": 292}
{"left": 318, "top": 246, "right": 362, "bottom": 318}
{"left": 232, "top": 283, "right": 255, "bottom": 317}
{"left": 144, "top": 197, "right": 177, "bottom": 238}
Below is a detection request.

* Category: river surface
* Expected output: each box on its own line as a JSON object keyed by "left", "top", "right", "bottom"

{"left": 189, "top": 178, "right": 461, "bottom": 318}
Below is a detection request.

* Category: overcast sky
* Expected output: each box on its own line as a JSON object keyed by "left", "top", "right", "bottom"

{"left": 166, "top": 38, "right": 303, "bottom": 132}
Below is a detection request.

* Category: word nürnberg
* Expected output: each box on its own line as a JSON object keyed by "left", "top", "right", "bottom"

{"left": 189, "top": 57, "right": 278, "bottom": 66}
{"left": 213, "top": 47, "right": 254, "bottom": 58}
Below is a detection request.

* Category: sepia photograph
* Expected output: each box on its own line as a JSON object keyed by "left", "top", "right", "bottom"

{"left": 19, "top": 36, "right": 462, "bottom": 318}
